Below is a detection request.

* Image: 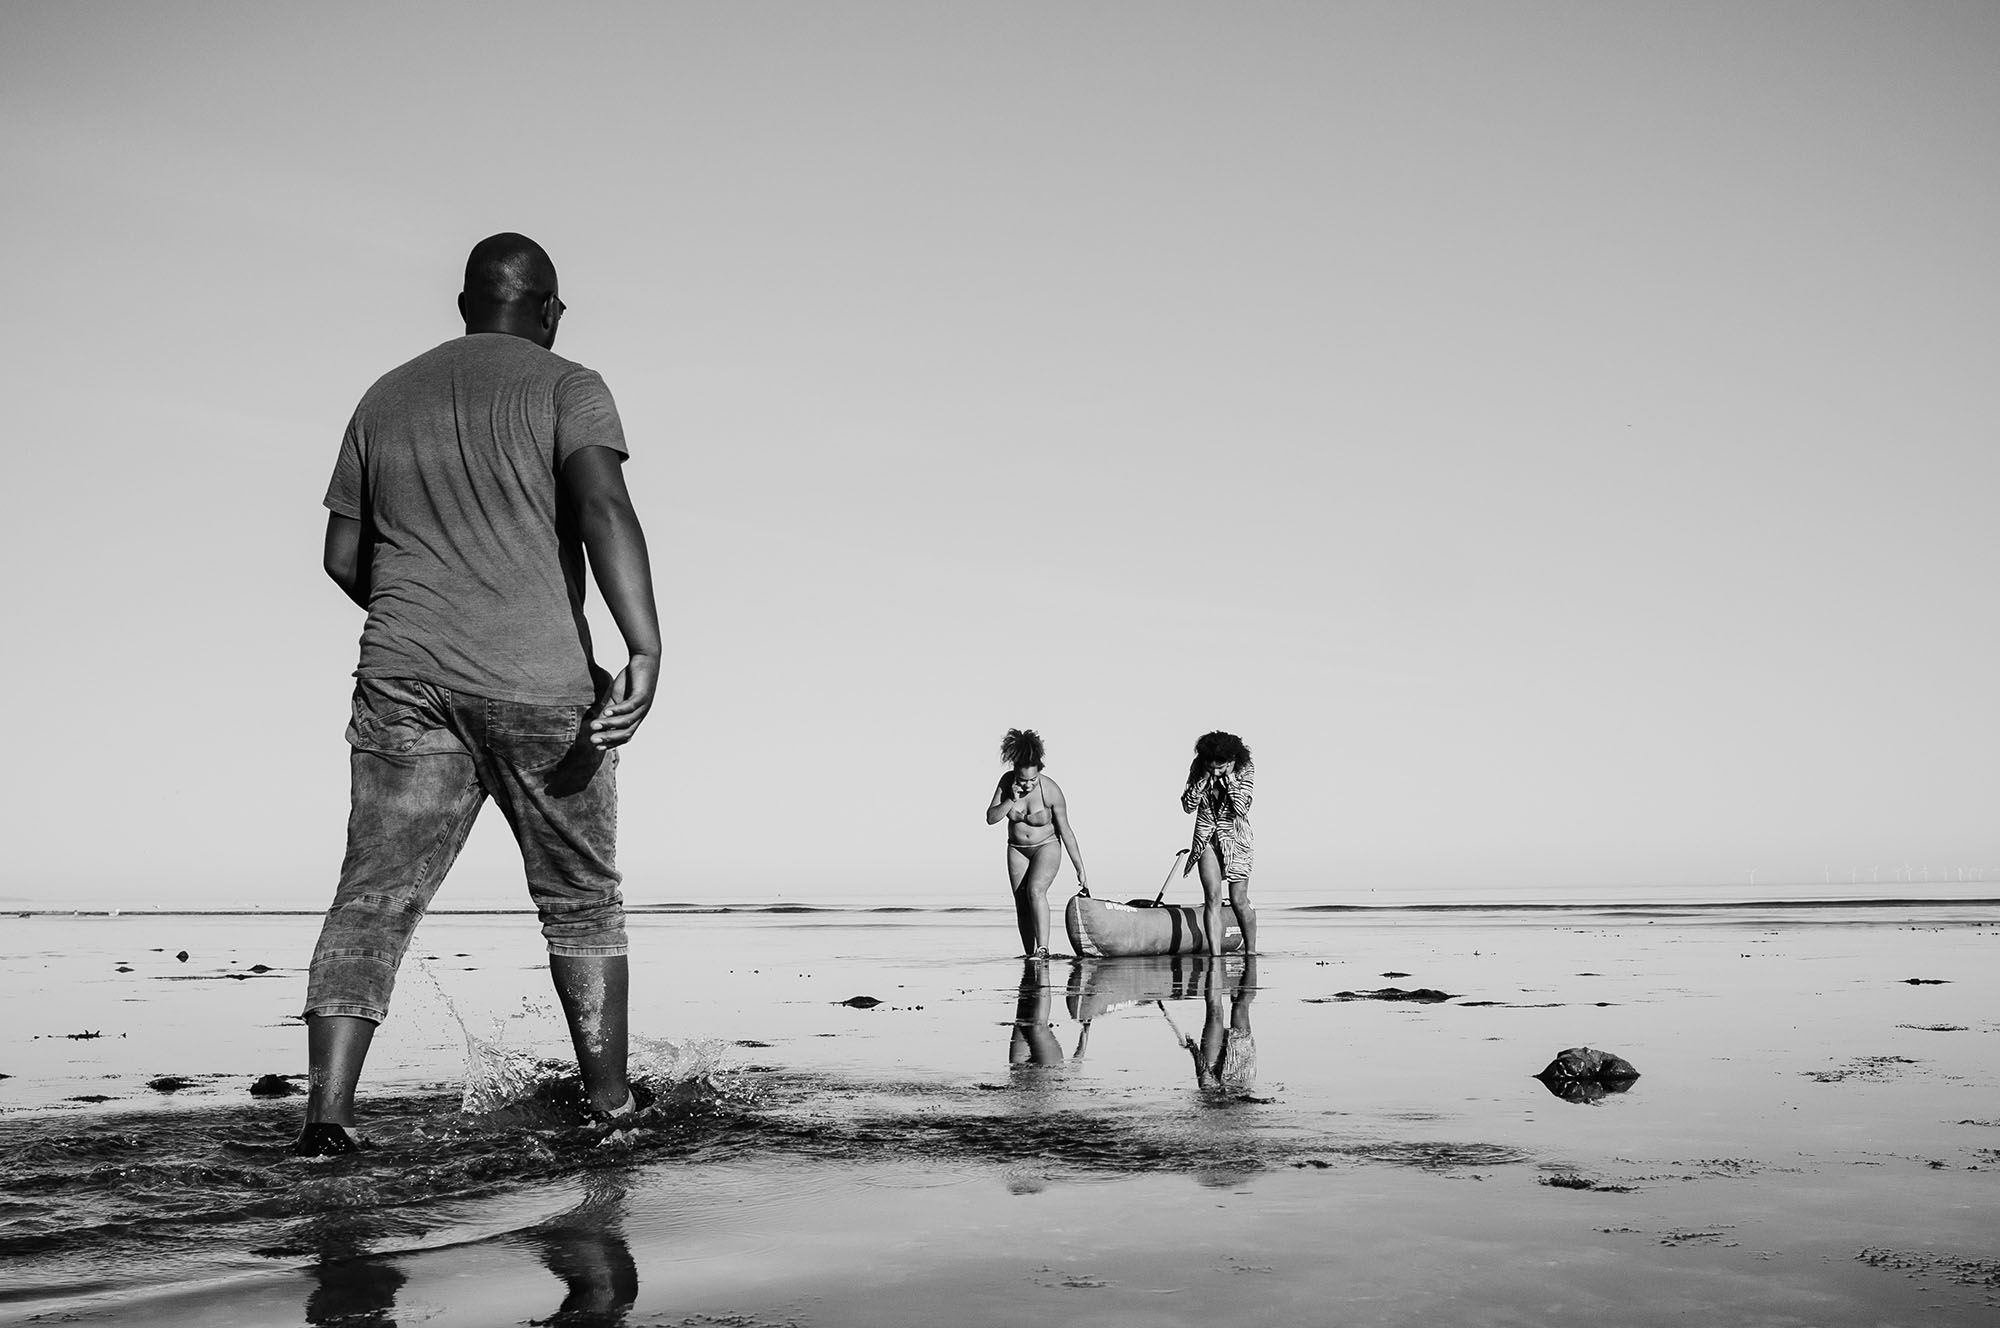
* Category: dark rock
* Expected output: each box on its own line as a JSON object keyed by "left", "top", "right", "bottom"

{"left": 1327, "top": 987, "right": 1455, "bottom": 1003}
{"left": 115, "top": 965, "right": 133, "bottom": 973}
{"left": 147, "top": 1076, "right": 195, "bottom": 1092}
{"left": 1534, "top": 1047, "right": 1640, "bottom": 1103}
{"left": 838, "top": 996, "right": 883, "bottom": 1008}
{"left": 1804, "top": 1054, "right": 1917, "bottom": 1083}
{"left": 1540, "top": 1173, "right": 1637, "bottom": 1192}
{"left": 249, "top": 1074, "right": 300, "bottom": 1097}
{"left": 1538, "top": 1076, "right": 1635, "bottom": 1104}
{"left": 69, "top": 1094, "right": 114, "bottom": 1103}
{"left": 175, "top": 951, "right": 189, "bottom": 962}
{"left": 65, "top": 1030, "right": 103, "bottom": 1040}
{"left": 249, "top": 964, "right": 272, "bottom": 974}
{"left": 1536, "top": 1047, "right": 1640, "bottom": 1082}
{"left": 1903, "top": 978, "right": 1949, "bottom": 985}
{"left": 1380, "top": 971, "right": 1411, "bottom": 978}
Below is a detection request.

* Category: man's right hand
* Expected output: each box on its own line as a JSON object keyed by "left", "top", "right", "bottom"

{"left": 588, "top": 653, "right": 658, "bottom": 748}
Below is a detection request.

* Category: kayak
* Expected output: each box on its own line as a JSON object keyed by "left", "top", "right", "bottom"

{"left": 1064, "top": 892, "right": 1243, "bottom": 958}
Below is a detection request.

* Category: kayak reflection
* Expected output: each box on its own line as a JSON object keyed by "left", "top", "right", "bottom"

{"left": 1063, "top": 954, "right": 1262, "bottom": 1098}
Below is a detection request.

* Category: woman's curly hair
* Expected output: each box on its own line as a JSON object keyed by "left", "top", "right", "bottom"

{"left": 999, "top": 728, "right": 1046, "bottom": 770}
{"left": 1187, "top": 730, "right": 1251, "bottom": 784}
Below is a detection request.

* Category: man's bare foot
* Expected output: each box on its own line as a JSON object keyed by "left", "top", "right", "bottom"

{"left": 291, "top": 1121, "right": 369, "bottom": 1157}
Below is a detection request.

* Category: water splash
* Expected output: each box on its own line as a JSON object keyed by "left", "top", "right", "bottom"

{"left": 407, "top": 959, "right": 546, "bottom": 1114}
{"left": 631, "top": 1033, "right": 732, "bottom": 1085}
{"left": 458, "top": 1032, "right": 566, "bottom": 1116}
{"left": 412, "top": 958, "right": 740, "bottom": 1115}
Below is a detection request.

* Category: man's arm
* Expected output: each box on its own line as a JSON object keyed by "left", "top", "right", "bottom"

{"left": 323, "top": 513, "right": 369, "bottom": 609}
{"left": 562, "top": 445, "right": 661, "bottom": 749}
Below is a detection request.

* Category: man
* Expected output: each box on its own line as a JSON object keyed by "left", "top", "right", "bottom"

{"left": 294, "top": 234, "right": 660, "bottom": 1156}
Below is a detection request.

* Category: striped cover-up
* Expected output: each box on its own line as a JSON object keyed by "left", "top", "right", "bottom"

{"left": 1182, "top": 760, "right": 1254, "bottom": 883}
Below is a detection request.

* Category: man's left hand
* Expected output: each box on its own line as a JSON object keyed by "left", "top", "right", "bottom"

{"left": 589, "top": 654, "right": 659, "bottom": 748}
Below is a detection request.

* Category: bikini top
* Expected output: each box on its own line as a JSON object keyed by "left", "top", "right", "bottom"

{"left": 1012, "top": 804, "right": 1052, "bottom": 828}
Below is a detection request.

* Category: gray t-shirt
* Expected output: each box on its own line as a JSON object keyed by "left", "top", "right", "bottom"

{"left": 324, "top": 334, "right": 628, "bottom": 705}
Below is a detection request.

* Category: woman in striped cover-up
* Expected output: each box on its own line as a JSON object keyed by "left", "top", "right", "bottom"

{"left": 1181, "top": 731, "right": 1256, "bottom": 954}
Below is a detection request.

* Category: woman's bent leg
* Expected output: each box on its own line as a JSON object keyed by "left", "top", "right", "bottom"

{"left": 1014, "top": 842, "right": 1062, "bottom": 955}
{"left": 1230, "top": 871, "right": 1258, "bottom": 954}
{"left": 1197, "top": 844, "right": 1228, "bottom": 954}
{"left": 1005, "top": 844, "right": 1033, "bottom": 953}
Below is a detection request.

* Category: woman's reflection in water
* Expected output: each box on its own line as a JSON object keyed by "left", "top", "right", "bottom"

{"left": 1010, "top": 956, "right": 1087, "bottom": 1071}
{"left": 301, "top": 1180, "right": 639, "bottom": 1328}
{"left": 1170, "top": 954, "right": 1258, "bottom": 1098}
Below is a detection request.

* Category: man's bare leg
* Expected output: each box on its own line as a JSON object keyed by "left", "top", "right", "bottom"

{"left": 292, "top": 1014, "right": 377, "bottom": 1152}
{"left": 551, "top": 953, "right": 632, "bottom": 1115}
{"left": 303, "top": 1014, "right": 376, "bottom": 1125}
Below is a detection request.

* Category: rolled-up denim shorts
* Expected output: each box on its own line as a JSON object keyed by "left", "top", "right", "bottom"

{"left": 305, "top": 676, "right": 626, "bottom": 1024}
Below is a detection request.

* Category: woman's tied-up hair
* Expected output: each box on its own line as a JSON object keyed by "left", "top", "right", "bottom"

{"left": 999, "top": 728, "right": 1046, "bottom": 770}
{"left": 1188, "top": 730, "right": 1251, "bottom": 785}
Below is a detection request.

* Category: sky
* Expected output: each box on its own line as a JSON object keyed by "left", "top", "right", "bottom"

{"left": 4, "top": 2, "right": 1998, "bottom": 908}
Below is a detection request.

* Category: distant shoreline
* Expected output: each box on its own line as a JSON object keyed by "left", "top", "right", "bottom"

{"left": 7, "top": 897, "right": 1998, "bottom": 919}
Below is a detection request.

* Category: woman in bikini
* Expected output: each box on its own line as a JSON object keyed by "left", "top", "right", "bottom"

{"left": 984, "top": 728, "right": 1088, "bottom": 957}
{"left": 1181, "top": 730, "right": 1256, "bottom": 954}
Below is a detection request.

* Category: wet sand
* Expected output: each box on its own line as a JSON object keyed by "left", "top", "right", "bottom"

{"left": 3, "top": 901, "right": 1997, "bottom": 1325}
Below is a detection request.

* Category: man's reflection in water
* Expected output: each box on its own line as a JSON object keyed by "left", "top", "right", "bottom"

{"left": 524, "top": 1184, "right": 639, "bottom": 1326}
{"left": 304, "top": 1239, "right": 406, "bottom": 1326}
{"left": 300, "top": 1182, "right": 638, "bottom": 1327}
{"left": 1166, "top": 954, "right": 1258, "bottom": 1097}
{"left": 1010, "top": 956, "right": 1087, "bottom": 1069}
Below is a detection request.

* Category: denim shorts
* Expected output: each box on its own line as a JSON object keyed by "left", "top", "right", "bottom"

{"left": 304, "top": 676, "right": 627, "bottom": 1024}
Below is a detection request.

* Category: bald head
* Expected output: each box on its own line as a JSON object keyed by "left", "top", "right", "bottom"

{"left": 459, "top": 233, "right": 564, "bottom": 347}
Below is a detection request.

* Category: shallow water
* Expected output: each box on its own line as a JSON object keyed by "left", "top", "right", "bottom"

{"left": 3, "top": 902, "right": 1998, "bottom": 1324}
